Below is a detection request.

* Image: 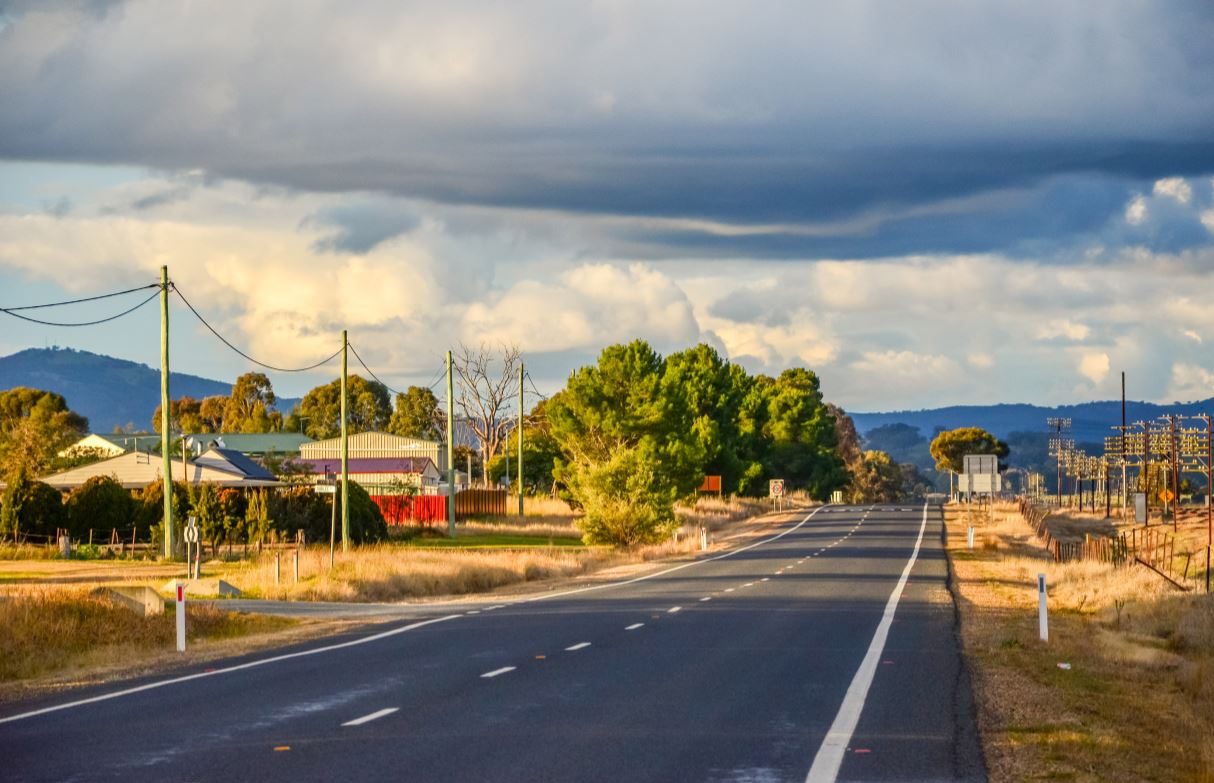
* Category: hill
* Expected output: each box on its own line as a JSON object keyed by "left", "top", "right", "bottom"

{"left": 850, "top": 399, "right": 1214, "bottom": 445}
{"left": 1, "top": 347, "right": 248, "bottom": 432}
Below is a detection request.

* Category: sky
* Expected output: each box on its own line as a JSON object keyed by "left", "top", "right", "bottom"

{"left": 1, "top": 1, "right": 1213, "bottom": 413}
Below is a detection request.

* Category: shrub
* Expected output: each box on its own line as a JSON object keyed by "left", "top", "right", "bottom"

{"left": 65, "top": 476, "right": 134, "bottom": 538}
{"left": 1, "top": 469, "right": 67, "bottom": 540}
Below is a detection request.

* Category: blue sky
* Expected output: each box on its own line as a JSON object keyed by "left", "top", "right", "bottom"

{"left": 1, "top": 1, "right": 1213, "bottom": 411}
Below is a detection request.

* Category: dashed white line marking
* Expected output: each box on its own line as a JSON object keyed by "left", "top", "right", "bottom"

{"left": 565, "top": 642, "right": 591, "bottom": 651}
{"left": 725, "top": 587, "right": 736, "bottom": 592}
{"left": 481, "top": 666, "right": 517, "bottom": 679}
{"left": 668, "top": 606, "right": 682, "bottom": 613}
{"left": 485, "top": 605, "right": 506, "bottom": 611}
{"left": 466, "top": 610, "right": 481, "bottom": 615}
{"left": 743, "top": 582, "right": 755, "bottom": 588}
{"left": 760, "top": 578, "right": 770, "bottom": 582}
{"left": 342, "top": 707, "right": 398, "bottom": 727}
{"left": 699, "top": 596, "right": 712, "bottom": 602}
{"left": 625, "top": 623, "right": 644, "bottom": 630}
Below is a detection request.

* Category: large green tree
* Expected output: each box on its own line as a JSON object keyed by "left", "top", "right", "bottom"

{"left": 0, "top": 387, "right": 89, "bottom": 478}
{"left": 929, "top": 426, "right": 1010, "bottom": 473}
{"left": 287, "top": 375, "right": 391, "bottom": 439}
{"left": 662, "top": 344, "right": 749, "bottom": 494}
{"left": 222, "top": 372, "right": 281, "bottom": 433}
{"left": 743, "top": 369, "right": 848, "bottom": 500}
{"left": 548, "top": 340, "right": 704, "bottom": 546}
{"left": 0, "top": 468, "right": 66, "bottom": 541}
{"left": 387, "top": 386, "right": 442, "bottom": 440}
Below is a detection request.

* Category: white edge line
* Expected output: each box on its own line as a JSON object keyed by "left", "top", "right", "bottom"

{"left": 804, "top": 502, "right": 930, "bottom": 783}
{"left": 0, "top": 614, "right": 463, "bottom": 725}
{"left": 480, "top": 666, "right": 517, "bottom": 679}
{"left": 4, "top": 505, "right": 830, "bottom": 725}
{"left": 341, "top": 707, "right": 399, "bottom": 727}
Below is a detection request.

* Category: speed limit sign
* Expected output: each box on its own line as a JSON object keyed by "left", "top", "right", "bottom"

{"left": 769, "top": 479, "right": 785, "bottom": 498}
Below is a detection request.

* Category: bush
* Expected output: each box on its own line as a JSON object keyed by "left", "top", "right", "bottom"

{"left": 1, "top": 469, "right": 67, "bottom": 540}
{"left": 65, "top": 476, "right": 135, "bottom": 538}
{"left": 266, "top": 482, "right": 386, "bottom": 545}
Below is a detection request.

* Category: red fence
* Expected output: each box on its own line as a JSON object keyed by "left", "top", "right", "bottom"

{"left": 372, "top": 489, "right": 508, "bottom": 526}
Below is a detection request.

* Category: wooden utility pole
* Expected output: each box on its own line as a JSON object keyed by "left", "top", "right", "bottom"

{"left": 160, "top": 265, "right": 174, "bottom": 559}
{"left": 518, "top": 361, "right": 524, "bottom": 517}
{"left": 340, "top": 330, "right": 349, "bottom": 551}
{"left": 446, "top": 350, "right": 456, "bottom": 537}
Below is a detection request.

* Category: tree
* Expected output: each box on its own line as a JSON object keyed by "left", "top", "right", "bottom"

{"left": 65, "top": 476, "right": 134, "bottom": 538}
{"left": 929, "top": 427, "right": 1010, "bottom": 474}
{"left": 826, "top": 403, "right": 862, "bottom": 468}
{"left": 387, "top": 386, "right": 442, "bottom": 440}
{"left": 0, "top": 387, "right": 89, "bottom": 478}
{"left": 486, "top": 398, "right": 563, "bottom": 495}
{"left": 135, "top": 479, "right": 190, "bottom": 538}
{"left": 289, "top": 375, "right": 391, "bottom": 439}
{"left": 0, "top": 469, "right": 66, "bottom": 541}
{"left": 452, "top": 343, "right": 521, "bottom": 486}
{"left": 847, "top": 450, "right": 904, "bottom": 503}
{"left": 190, "top": 483, "right": 227, "bottom": 556}
{"left": 222, "top": 372, "right": 281, "bottom": 433}
{"left": 662, "top": 344, "right": 748, "bottom": 493}
{"left": 548, "top": 340, "right": 704, "bottom": 546}
{"left": 756, "top": 369, "right": 849, "bottom": 500}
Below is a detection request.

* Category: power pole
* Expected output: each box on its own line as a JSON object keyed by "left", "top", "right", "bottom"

{"left": 340, "top": 330, "right": 349, "bottom": 552}
{"left": 446, "top": 350, "right": 456, "bottom": 537}
{"left": 518, "top": 361, "right": 524, "bottom": 517}
{"left": 1121, "top": 372, "right": 1128, "bottom": 513}
{"left": 160, "top": 265, "right": 174, "bottom": 559}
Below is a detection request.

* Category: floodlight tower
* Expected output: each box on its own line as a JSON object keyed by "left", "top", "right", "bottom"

{"left": 1046, "top": 417, "right": 1073, "bottom": 508}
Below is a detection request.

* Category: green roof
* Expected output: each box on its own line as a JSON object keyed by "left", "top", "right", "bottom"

{"left": 184, "top": 432, "right": 314, "bottom": 455}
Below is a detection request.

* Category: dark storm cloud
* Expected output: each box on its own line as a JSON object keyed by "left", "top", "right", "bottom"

{"left": 303, "top": 201, "right": 421, "bottom": 254}
{"left": 2, "top": 1, "right": 1213, "bottom": 259}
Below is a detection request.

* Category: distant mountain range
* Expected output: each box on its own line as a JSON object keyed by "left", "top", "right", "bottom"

{"left": 850, "top": 398, "right": 1214, "bottom": 445}
{"left": 0, "top": 348, "right": 299, "bottom": 433}
{"left": 4, "top": 346, "right": 1212, "bottom": 447}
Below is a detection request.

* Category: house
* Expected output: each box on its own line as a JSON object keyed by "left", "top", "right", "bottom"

{"left": 34, "top": 449, "right": 282, "bottom": 491}
{"left": 299, "top": 432, "right": 447, "bottom": 472}
{"left": 295, "top": 456, "right": 442, "bottom": 495}
{"left": 183, "top": 432, "right": 314, "bottom": 458}
{"left": 58, "top": 432, "right": 163, "bottom": 459}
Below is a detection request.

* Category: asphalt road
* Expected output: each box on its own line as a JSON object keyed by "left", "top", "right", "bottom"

{"left": 0, "top": 504, "right": 985, "bottom": 783}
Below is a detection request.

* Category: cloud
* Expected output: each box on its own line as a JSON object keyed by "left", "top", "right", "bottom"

{"left": 1077, "top": 352, "right": 1110, "bottom": 384}
{"left": 967, "top": 353, "right": 995, "bottom": 369}
{"left": 1037, "top": 319, "right": 1091, "bottom": 342}
{"left": 1153, "top": 177, "right": 1192, "bottom": 204}
{"left": 1125, "top": 194, "right": 1148, "bottom": 225}
{"left": 0, "top": 3, "right": 1212, "bottom": 261}
{"left": 1166, "top": 362, "right": 1214, "bottom": 402}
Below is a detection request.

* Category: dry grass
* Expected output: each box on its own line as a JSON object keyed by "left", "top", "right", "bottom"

{"left": 948, "top": 502, "right": 1214, "bottom": 782}
{"left": 0, "top": 587, "right": 293, "bottom": 683}
{"left": 230, "top": 546, "right": 620, "bottom": 602}
{"left": 455, "top": 519, "right": 581, "bottom": 539}
{"left": 676, "top": 495, "right": 769, "bottom": 533}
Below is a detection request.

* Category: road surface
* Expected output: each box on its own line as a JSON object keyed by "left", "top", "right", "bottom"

{"left": 0, "top": 504, "right": 985, "bottom": 782}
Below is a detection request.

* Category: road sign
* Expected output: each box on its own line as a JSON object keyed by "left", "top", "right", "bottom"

{"left": 314, "top": 484, "right": 337, "bottom": 494}
{"left": 830, "top": 490, "right": 843, "bottom": 504}
{"left": 183, "top": 522, "right": 199, "bottom": 544}
{"left": 769, "top": 479, "right": 785, "bottom": 498}
{"left": 1159, "top": 488, "right": 1175, "bottom": 504}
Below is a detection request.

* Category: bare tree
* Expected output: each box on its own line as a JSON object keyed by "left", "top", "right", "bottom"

{"left": 452, "top": 343, "right": 520, "bottom": 487}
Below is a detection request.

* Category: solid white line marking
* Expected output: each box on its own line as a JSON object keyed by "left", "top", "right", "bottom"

{"left": 481, "top": 666, "right": 517, "bottom": 679}
{"left": 565, "top": 642, "right": 591, "bottom": 651}
{"left": 805, "top": 502, "right": 931, "bottom": 783}
{"left": 0, "top": 614, "right": 462, "bottom": 726}
{"left": 668, "top": 606, "right": 682, "bottom": 613}
{"left": 625, "top": 623, "right": 644, "bottom": 630}
{"left": 342, "top": 707, "right": 398, "bottom": 727}
{"left": 466, "top": 610, "right": 481, "bottom": 615}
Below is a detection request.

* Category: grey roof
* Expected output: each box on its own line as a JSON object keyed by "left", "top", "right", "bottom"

{"left": 193, "top": 447, "right": 276, "bottom": 481}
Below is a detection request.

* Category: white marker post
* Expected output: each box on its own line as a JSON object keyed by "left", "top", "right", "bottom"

{"left": 175, "top": 580, "right": 187, "bottom": 653}
{"left": 967, "top": 526, "right": 975, "bottom": 549}
{"left": 1037, "top": 573, "right": 1048, "bottom": 642}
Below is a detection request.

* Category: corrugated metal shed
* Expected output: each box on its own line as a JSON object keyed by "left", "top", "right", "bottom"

{"left": 300, "top": 432, "right": 446, "bottom": 470}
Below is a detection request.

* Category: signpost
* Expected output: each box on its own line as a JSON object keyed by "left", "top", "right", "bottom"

{"left": 183, "top": 516, "right": 200, "bottom": 580}
{"left": 769, "top": 479, "right": 785, "bottom": 511}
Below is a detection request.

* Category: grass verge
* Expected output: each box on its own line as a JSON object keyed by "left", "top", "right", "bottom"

{"left": 946, "top": 502, "right": 1214, "bottom": 782}
{"left": 0, "top": 587, "right": 294, "bottom": 684}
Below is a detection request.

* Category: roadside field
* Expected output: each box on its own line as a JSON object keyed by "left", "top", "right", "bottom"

{"left": 946, "top": 502, "right": 1214, "bottom": 782}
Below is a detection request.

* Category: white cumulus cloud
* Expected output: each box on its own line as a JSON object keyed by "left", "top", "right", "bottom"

{"left": 1077, "top": 352, "right": 1110, "bottom": 384}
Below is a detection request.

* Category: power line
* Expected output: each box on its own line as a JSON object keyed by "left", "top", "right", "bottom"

{"left": 347, "top": 342, "right": 408, "bottom": 397}
{"left": 0, "top": 289, "right": 160, "bottom": 327}
{"left": 0, "top": 283, "right": 159, "bottom": 312}
{"left": 172, "top": 283, "right": 343, "bottom": 373}
{"left": 525, "top": 372, "right": 548, "bottom": 401}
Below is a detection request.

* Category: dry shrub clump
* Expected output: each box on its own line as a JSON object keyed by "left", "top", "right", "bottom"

{"left": 676, "top": 496, "right": 768, "bottom": 533}
{"left": 0, "top": 588, "right": 290, "bottom": 682}
{"left": 947, "top": 501, "right": 1214, "bottom": 782}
